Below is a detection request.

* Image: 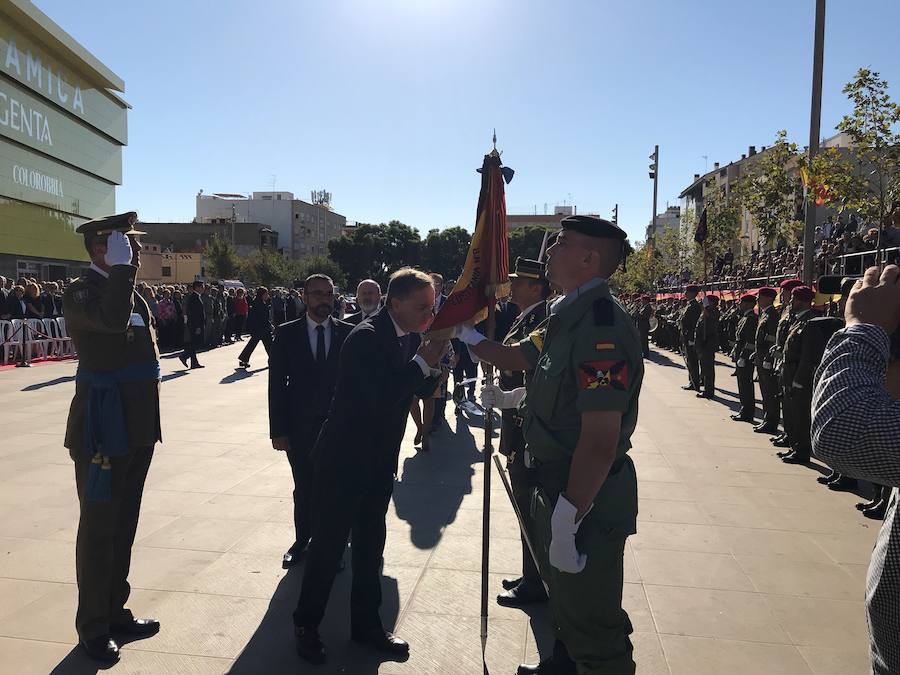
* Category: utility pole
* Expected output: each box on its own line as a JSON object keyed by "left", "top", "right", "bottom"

{"left": 803, "top": 0, "right": 826, "bottom": 284}
{"left": 649, "top": 145, "right": 659, "bottom": 236}
{"left": 612, "top": 203, "right": 619, "bottom": 225}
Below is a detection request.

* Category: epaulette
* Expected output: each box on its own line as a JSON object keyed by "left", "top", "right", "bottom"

{"left": 594, "top": 297, "right": 614, "bottom": 326}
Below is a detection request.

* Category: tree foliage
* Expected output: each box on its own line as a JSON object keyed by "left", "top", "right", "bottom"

{"left": 737, "top": 130, "right": 803, "bottom": 246}
{"left": 422, "top": 227, "right": 471, "bottom": 281}
{"left": 508, "top": 225, "right": 551, "bottom": 270}
{"left": 810, "top": 68, "right": 900, "bottom": 229}
{"left": 204, "top": 234, "right": 242, "bottom": 280}
{"left": 297, "top": 255, "right": 347, "bottom": 290}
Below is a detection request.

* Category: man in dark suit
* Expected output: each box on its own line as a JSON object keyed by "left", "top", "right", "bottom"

{"left": 269, "top": 274, "right": 352, "bottom": 569}
{"left": 293, "top": 268, "right": 446, "bottom": 665}
{"left": 0, "top": 276, "right": 8, "bottom": 319}
{"left": 179, "top": 281, "right": 205, "bottom": 369}
{"left": 238, "top": 287, "right": 274, "bottom": 368}
{"left": 344, "top": 279, "right": 381, "bottom": 325}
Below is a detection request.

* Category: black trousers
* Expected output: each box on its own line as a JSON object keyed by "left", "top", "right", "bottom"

{"left": 639, "top": 328, "right": 650, "bottom": 358}
{"left": 452, "top": 346, "right": 478, "bottom": 398}
{"left": 683, "top": 340, "right": 700, "bottom": 388}
{"left": 70, "top": 445, "right": 154, "bottom": 640}
{"left": 238, "top": 331, "right": 272, "bottom": 364}
{"left": 507, "top": 447, "right": 541, "bottom": 585}
{"left": 736, "top": 362, "right": 756, "bottom": 420}
{"left": 294, "top": 465, "right": 394, "bottom": 632}
{"left": 786, "top": 387, "right": 813, "bottom": 458}
{"left": 232, "top": 315, "right": 246, "bottom": 339}
{"left": 698, "top": 349, "right": 716, "bottom": 396}
{"left": 286, "top": 432, "right": 320, "bottom": 551}
{"left": 181, "top": 330, "right": 203, "bottom": 365}
{"left": 757, "top": 365, "right": 780, "bottom": 429}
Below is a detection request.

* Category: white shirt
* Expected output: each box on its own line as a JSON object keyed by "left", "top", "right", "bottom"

{"left": 89, "top": 263, "right": 109, "bottom": 279}
{"left": 307, "top": 315, "right": 332, "bottom": 360}
{"left": 388, "top": 310, "right": 434, "bottom": 377}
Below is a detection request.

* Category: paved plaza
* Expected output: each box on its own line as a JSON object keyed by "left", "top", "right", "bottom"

{"left": 0, "top": 343, "right": 877, "bottom": 674}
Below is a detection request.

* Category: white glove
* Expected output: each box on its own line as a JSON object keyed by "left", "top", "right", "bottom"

{"left": 450, "top": 324, "right": 486, "bottom": 346}
{"left": 481, "top": 384, "right": 525, "bottom": 409}
{"left": 792, "top": 381, "right": 803, "bottom": 389}
{"left": 737, "top": 358, "right": 747, "bottom": 368}
{"left": 104, "top": 231, "right": 133, "bottom": 266}
{"left": 549, "top": 493, "right": 591, "bottom": 574}
{"left": 762, "top": 360, "right": 772, "bottom": 370}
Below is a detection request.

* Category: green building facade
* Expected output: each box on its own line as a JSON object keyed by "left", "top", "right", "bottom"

{"left": 0, "top": 0, "right": 127, "bottom": 281}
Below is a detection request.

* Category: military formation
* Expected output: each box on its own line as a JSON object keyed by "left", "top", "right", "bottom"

{"left": 622, "top": 277, "right": 891, "bottom": 521}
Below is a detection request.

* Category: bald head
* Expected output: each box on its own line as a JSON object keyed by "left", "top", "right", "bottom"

{"left": 356, "top": 279, "right": 382, "bottom": 314}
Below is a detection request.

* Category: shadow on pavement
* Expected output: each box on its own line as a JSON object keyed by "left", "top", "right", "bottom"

{"left": 49, "top": 647, "right": 114, "bottom": 674}
{"left": 393, "top": 416, "right": 483, "bottom": 550}
{"left": 229, "top": 561, "right": 402, "bottom": 674}
{"left": 645, "top": 350, "right": 684, "bottom": 369}
{"left": 21, "top": 375, "right": 76, "bottom": 391}
{"left": 220, "top": 367, "right": 267, "bottom": 384}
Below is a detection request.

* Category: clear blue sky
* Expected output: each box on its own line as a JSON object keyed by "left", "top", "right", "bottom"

{"left": 34, "top": 0, "right": 900, "bottom": 243}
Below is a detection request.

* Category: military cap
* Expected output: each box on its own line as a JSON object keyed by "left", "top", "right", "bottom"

{"left": 758, "top": 287, "right": 777, "bottom": 299}
{"left": 560, "top": 214, "right": 627, "bottom": 240}
{"left": 508, "top": 257, "right": 547, "bottom": 281}
{"left": 740, "top": 293, "right": 757, "bottom": 304}
{"left": 779, "top": 278, "right": 802, "bottom": 291}
{"left": 75, "top": 211, "right": 145, "bottom": 237}
{"left": 705, "top": 295, "right": 720, "bottom": 306}
{"left": 791, "top": 286, "right": 815, "bottom": 303}
{"left": 685, "top": 284, "right": 701, "bottom": 293}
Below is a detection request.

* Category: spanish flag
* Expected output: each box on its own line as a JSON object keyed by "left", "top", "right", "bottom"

{"left": 429, "top": 152, "right": 512, "bottom": 332}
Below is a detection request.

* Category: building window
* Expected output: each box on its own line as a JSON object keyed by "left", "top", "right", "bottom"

{"left": 162, "top": 266, "right": 172, "bottom": 277}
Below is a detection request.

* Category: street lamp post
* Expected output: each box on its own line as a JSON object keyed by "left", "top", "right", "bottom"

{"left": 803, "top": 0, "right": 826, "bottom": 284}
{"left": 650, "top": 146, "right": 659, "bottom": 236}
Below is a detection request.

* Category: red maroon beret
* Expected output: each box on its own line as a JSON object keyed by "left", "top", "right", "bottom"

{"left": 791, "top": 286, "right": 815, "bottom": 303}
{"left": 758, "top": 287, "right": 777, "bottom": 299}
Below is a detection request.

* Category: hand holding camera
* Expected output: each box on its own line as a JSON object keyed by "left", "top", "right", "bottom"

{"left": 846, "top": 265, "right": 900, "bottom": 335}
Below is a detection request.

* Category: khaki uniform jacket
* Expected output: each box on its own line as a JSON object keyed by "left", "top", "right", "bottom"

{"left": 63, "top": 265, "right": 161, "bottom": 453}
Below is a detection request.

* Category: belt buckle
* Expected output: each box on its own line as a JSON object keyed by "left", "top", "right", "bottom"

{"left": 514, "top": 415, "right": 524, "bottom": 428}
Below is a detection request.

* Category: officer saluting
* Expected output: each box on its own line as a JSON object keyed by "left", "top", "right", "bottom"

{"left": 463, "top": 215, "right": 643, "bottom": 675}
{"left": 488, "top": 257, "right": 550, "bottom": 608}
{"left": 63, "top": 213, "right": 162, "bottom": 663}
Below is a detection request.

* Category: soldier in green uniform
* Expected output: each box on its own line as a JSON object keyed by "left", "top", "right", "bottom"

{"left": 490, "top": 257, "right": 551, "bottom": 608}
{"left": 636, "top": 296, "right": 653, "bottom": 358}
{"left": 730, "top": 294, "right": 758, "bottom": 422}
{"left": 463, "top": 214, "right": 642, "bottom": 675}
{"left": 63, "top": 213, "right": 162, "bottom": 663}
{"left": 694, "top": 295, "right": 720, "bottom": 399}
{"left": 751, "top": 287, "right": 780, "bottom": 434}
{"left": 778, "top": 286, "right": 820, "bottom": 464}
{"left": 769, "top": 278, "right": 802, "bottom": 449}
{"left": 679, "top": 285, "right": 702, "bottom": 391}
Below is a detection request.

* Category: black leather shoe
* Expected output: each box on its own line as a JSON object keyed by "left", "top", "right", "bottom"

{"left": 190, "top": 363, "right": 205, "bottom": 369}
{"left": 864, "top": 500, "right": 888, "bottom": 520}
{"left": 111, "top": 617, "right": 160, "bottom": 639}
{"left": 516, "top": 659, "right": 577, "bottom": 675}
{"left": 502, "top": 576, "right": 524, "bottom": 591}
{"left": 771, "top": 436, "right": 791, "bottom": 448}
{"left": 283, "top": 541, "right": 309, "bottom": 569}
{"left": 295, "top": 625, "right": 327, "bottom": 665}
{"left": 730, "top": 414, "right": 753, "bottom": 422}
{"left": 827, "top": 476, "right": 858, "bottom": 491}
{"left": 497, "top": 581, "right": 548, "bottom": 607}
{"left": 178, "top": 354, "right": 189, "bottom": 368}
{"left": 857, "top": 499, "right": 879, "bottom": 512}
{"left": 818, "top": 470, "right": 838, "bottom": 485}
{"left": 696, "top": 392, "right": 713, "bottom": 399}
{"left": 781, "top": 452, "right": 809, "bottom": 464}
{"left": 80, "top": 636, "right": 120, "bottom": 663}
{"left": 753, "top": 425, "right": 779, "bottom": 434}
{"left": 351, "top": 628, "right": 409, "bottom": 657}
{"left": 775, "top": 449, "right": 793, "bottom": 458}
{"left": 681, "top": 384, "right": 698, "bottom": 391}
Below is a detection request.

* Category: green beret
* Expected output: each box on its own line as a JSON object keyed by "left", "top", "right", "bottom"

{"left": 508, "top": 257, "right": 547, "bottom": 281}
{"left": 560, "top": 215, "right": 627, "bottom": 240}
{"left": 76, "top": 211, "right": 145, "bottom": 237}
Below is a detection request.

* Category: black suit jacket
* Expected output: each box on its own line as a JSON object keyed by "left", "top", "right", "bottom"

{"left": 186, "top": 292, "right": 205, "bottom": 330}
{"left": 312, "top": 308, "right": 439, "bottom": 476}
{"left": 268, "top": 316, "right": 353, "bottom": 454}
{"left": 343, "top": 311, "right": 375, "bottom": 326}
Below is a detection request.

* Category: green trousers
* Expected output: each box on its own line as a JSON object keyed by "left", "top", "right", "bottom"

{"left": 70, "top": 445, "right": 154, "bottom": 640}
{"left": 533, "top": 488, "right": 635, "bottom": 675}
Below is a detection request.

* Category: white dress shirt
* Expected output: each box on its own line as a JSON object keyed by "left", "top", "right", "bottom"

{"left": 388, "top": 311, "right": 435, "bottom": 377}
{"left": 307, "top": 315, "right": 332, "bottom": 360}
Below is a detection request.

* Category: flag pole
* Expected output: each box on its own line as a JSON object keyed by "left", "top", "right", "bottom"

{"left": 480, "top": 292, "right": 496, "bottom": 652}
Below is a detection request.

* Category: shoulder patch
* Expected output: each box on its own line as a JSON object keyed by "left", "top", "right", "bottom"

{"left": 594, "top": 298, "right": 614, "bottom": 326}
{"left": 528, "top": 327, "right": 545, "bottom": 352}
{"left": 579, "top": 359, "right": 629, "bottom": 391}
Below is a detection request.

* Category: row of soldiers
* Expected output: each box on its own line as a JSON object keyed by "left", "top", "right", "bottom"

{"left": 634, "top": 279, "right": 889, "bottom": 519}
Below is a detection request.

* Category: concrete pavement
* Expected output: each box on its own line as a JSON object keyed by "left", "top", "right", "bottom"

{"left": 0, "top": 342, "right": 876, "bottom": 674}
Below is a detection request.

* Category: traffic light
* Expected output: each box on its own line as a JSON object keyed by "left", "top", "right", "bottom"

{"left": 612, "top": 204, "right": 619, "bottom": 224}
{"left": 649, "top": 149, "right": 658, "bottom": 180}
